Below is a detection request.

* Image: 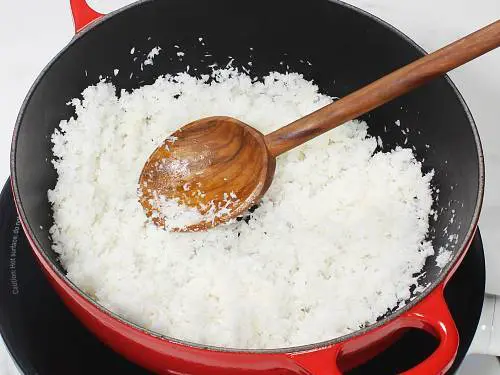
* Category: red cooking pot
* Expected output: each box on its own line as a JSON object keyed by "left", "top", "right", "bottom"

{"left": 10, "top": 0, "right": 484, "bottom": 373}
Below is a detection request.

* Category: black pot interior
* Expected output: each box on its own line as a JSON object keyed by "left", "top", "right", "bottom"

{"left": 12, "top": 0, "right": 482, "bottom": 334}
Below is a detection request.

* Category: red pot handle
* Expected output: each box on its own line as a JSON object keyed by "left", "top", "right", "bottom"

{"left": 399, "top": 285, "right": 458, "bottom": 375}
{"left": 288, "top": 285, "right": 458, "bottom": 374}
{"left": 70, "top": 0, "right": 104, "bottom": 33}
{"left": 289, "top": 345, "right": 342, "bottom": 375}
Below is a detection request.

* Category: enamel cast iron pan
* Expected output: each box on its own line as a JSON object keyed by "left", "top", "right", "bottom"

{"left": 10, "top": 0, "right": 484, "bottom": 374}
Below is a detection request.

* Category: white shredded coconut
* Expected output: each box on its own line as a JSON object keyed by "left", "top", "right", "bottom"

{"left": 145, "top": 181, "right": 240, "bottom": 230}
{"left": 144, "top": 47, "right": 161, "bottom": 66}
{"left": 48, "top": 68, "right": 436, "bottom": 349}
{"left": 436, "top": 248, "right": 452, "bottom": 268}
{"left": 149, "top": 194, "right": 205, "bottom": 229}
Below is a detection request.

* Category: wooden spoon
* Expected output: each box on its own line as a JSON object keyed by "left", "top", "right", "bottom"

{"left": 139, "top": 20, "right": 500, "bottom": 232}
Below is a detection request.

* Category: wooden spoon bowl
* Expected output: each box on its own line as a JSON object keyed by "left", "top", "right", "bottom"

{"left": 139, "top": 116, "right": 275, "bottom": 231}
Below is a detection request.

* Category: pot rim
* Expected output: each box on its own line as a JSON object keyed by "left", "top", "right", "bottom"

{"left": 9, "top": 0, "right": 485, "bottom": 355}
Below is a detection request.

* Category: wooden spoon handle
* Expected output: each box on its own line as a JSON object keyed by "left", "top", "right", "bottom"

{"left": 264, "top": 19, "right": 500, "bottom": 157}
